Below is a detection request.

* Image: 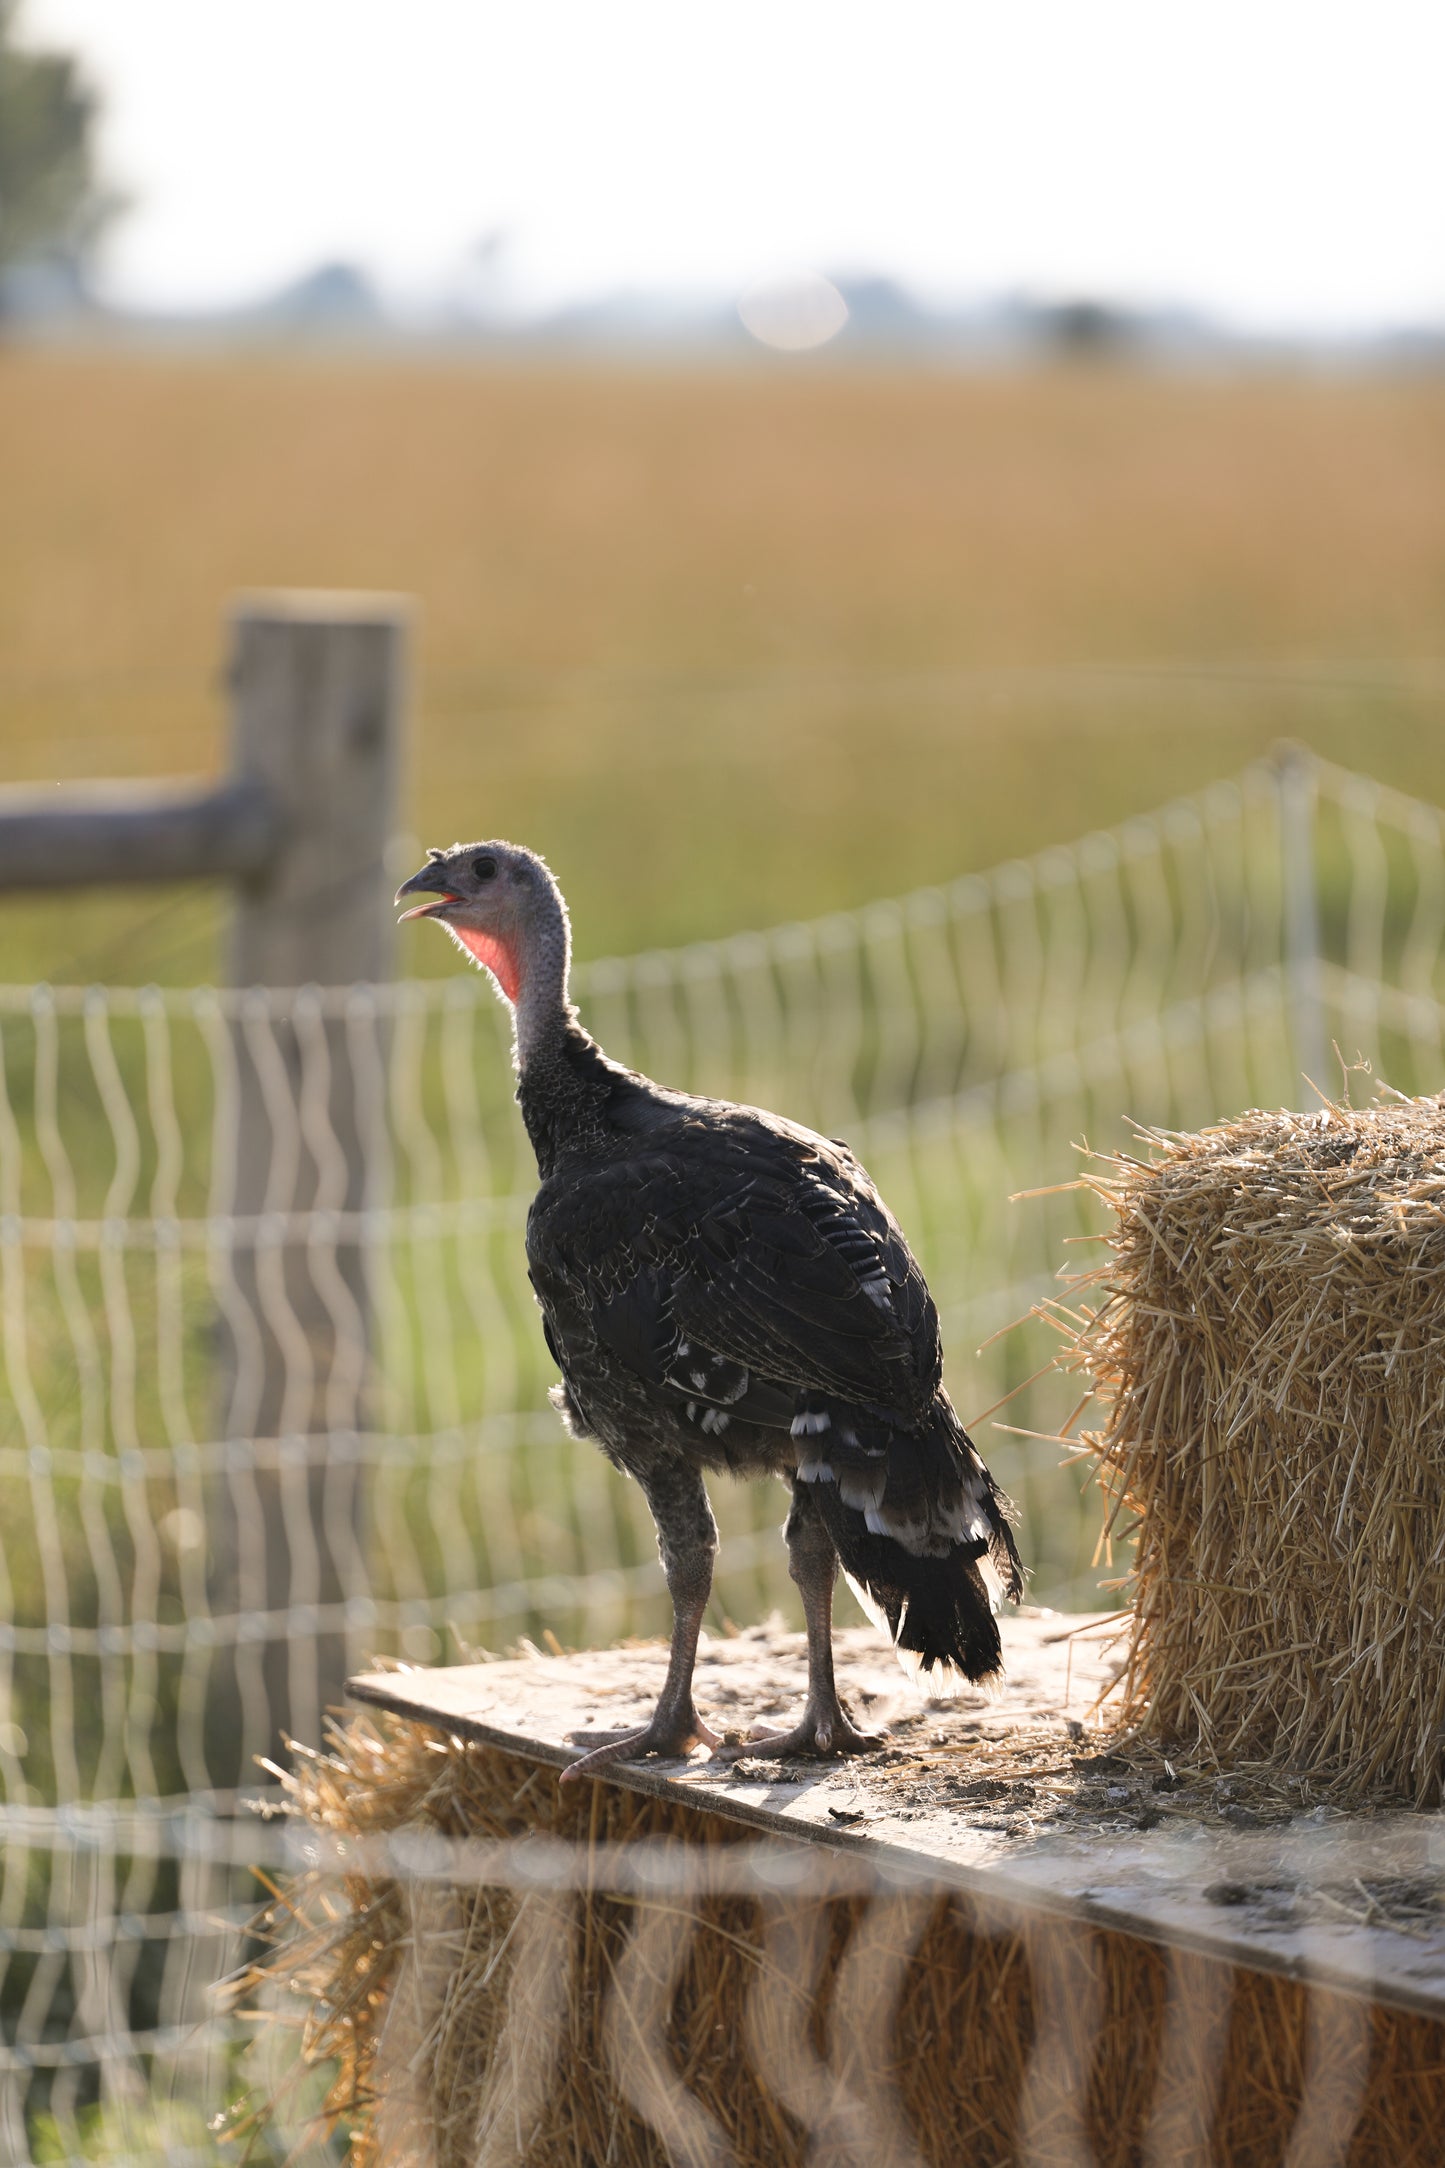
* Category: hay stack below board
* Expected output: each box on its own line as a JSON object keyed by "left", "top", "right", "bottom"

{"left": 1066, "top": 1093, "right": 1445, "bottom": 1807}
{"left": 234, "top": 1623, "right": 1445, "bottom": 2168}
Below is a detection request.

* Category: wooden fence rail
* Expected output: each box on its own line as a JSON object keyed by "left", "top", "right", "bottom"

{"left": 0, "top": 774, "right": 279, "bottom": 890}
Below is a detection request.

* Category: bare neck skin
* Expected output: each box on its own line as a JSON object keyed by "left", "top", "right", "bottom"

{"left": 503, "top": 877, "right": 614, "bottom": 1171}
{"left": 511, "top": 875, "right": 573, "bottom": 1073}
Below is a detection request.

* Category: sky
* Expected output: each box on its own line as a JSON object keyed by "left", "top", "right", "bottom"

{"left": 23, "top": 0, "right": 1445, "bottom": 334}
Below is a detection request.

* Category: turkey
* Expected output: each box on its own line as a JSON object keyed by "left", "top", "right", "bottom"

{"left": 397, "top": 841, "right": 1024, "bottom": 1780}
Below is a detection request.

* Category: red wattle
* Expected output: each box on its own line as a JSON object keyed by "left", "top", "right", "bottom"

{"left": 452, "top": 926, "right": 523, "bottom": 1003}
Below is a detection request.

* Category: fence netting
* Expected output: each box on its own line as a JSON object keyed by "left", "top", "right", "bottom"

{"left": 240, "top": 1813, "right": 1418, "bottom": 2168}
{"left": 2, "top": 749, "right": 1443, "bottom": 2155}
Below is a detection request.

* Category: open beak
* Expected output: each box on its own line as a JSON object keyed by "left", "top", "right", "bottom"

{"left": 395, "top": 863, "right": 460, "bottom": 921}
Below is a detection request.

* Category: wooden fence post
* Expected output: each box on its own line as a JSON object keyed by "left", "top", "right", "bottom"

{"left": 227, "top": 593, "right": 408, "bottom": 989}
{"left": 208, "top": 593, "right": 408, "bottom": 1783}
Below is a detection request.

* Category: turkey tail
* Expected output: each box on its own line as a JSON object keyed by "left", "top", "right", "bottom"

{"left": 803, "top": 1390, "right": 1024, "bottom": 1692}
{"left": 840, "top": 1536, "right": 1004, "bottom": 1690}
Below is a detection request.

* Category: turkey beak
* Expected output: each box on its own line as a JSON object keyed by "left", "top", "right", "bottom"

{"left": 395, "top": 862, "right": 460, "bottom": 921}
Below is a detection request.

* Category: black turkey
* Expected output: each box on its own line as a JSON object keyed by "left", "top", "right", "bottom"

{"left": 397, "top": 841, "right": 1024, "bottom": 1779}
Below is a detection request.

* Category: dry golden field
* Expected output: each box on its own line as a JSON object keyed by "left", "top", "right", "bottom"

{"left": 2, "top": 348, "right": 1443, "bottom": 980}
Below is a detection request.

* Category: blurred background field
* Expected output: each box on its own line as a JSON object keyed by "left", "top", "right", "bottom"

{"left": 3, "top": 339, "right": 1445, "bottom": 1638}
{"left": 2, "top": 350, "right": 1443, "bottom": 982}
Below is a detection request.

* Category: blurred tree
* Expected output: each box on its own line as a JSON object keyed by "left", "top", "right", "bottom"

{"left": 0, "top": 0, "right": 119, "bottom": 300}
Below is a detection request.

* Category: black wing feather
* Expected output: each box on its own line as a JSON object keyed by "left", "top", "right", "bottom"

{"left": 527, "top": 1110, "right": 940, "bottom": 1420}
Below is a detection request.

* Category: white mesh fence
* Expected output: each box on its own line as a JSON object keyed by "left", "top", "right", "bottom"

{"left": 3, "top": 748, "right": 1445, "bottom": 2152}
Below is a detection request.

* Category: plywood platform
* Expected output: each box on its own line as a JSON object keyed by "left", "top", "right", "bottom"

{"left": 348, "top": 1611, "right": 1445, "bottom": 2020}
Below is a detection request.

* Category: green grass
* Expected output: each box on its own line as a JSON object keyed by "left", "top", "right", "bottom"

{"left": 1, "top": 352, "right": 1444, "bottom": 984}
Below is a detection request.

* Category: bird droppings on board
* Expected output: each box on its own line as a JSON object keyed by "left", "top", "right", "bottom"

{"left": 349, "top": 1612, "right": 1380, "bottom": 1844}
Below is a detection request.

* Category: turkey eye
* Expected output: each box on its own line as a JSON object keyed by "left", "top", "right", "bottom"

{"left": 471, "top": 855, "right": 498, "bottom": 883}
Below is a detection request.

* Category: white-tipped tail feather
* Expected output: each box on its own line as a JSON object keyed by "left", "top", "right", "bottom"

{"left": 843, "top": 1570, "right": 1006, "bottom": 1698}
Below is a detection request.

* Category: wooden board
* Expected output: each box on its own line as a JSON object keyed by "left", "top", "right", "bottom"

{"left": 347, "top": 1611, "right": 1445, "bottom": 2020}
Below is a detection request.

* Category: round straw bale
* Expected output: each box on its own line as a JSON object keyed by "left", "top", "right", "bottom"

{"left": 1065, "top": 1096, "right": 1445, "bottom": 1805}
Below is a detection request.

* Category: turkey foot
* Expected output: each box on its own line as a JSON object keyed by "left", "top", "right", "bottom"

{"left": 562, "top": 1709, "right": 721, "bottom": 1783}
{"left": 723, "top": 1698, "right": 886, "bottom": 1762}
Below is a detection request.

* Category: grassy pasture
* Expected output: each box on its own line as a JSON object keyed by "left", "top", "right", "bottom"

{"left": 0, "top": 350, "right": 1443, "bottom": 985}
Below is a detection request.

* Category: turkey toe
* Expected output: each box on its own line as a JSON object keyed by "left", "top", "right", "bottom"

{"left": 723, "top": 1706, "right": 886, "bottom": 1761}
{"left": 561, "top": 1712, "right": 720, "bottom": 1782}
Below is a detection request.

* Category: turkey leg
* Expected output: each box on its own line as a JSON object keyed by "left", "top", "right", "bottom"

{"left": 729, "top": 1482, "right": 885, "bottom": 1760}
{"left": 562, "top": 1462, "right": 721, "bottom": 1782}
